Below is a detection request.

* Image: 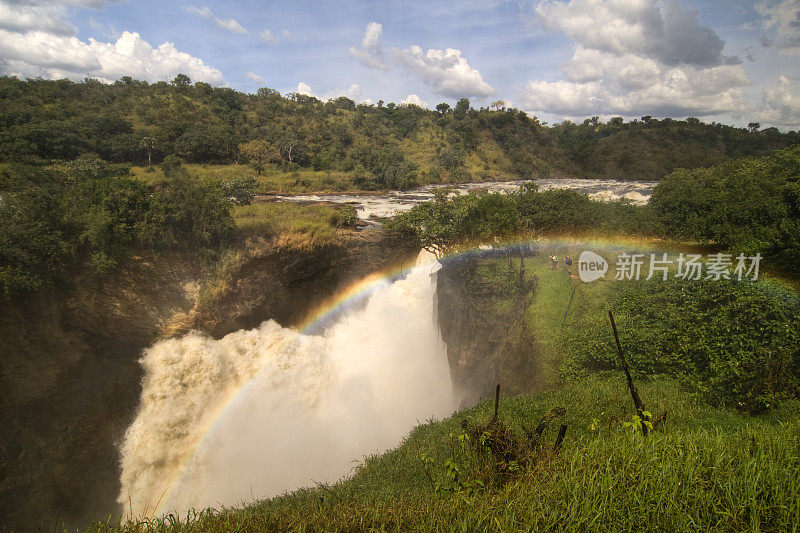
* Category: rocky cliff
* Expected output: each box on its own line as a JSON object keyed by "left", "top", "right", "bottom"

{"left": 0, "top": 229, "right": 416, "bottom": 531}
{"left": 435, "top": 252, "right": 540, "bottom": 406}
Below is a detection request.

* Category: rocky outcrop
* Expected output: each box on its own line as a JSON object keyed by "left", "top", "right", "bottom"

{"left": 179, "top": 230, "right": 417, "bottom": 338}
{"left": 0, "top": 229, "right": 417, "bottom": 531}
{"left": 435, "top": 252, "right": 539, "bottom": 406}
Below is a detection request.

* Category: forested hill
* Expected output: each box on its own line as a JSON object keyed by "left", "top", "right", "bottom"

{"left": 1, "top": 74, "right": 798, "bottom": 186}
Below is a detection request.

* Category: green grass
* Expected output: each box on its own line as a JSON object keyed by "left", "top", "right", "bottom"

{"left": 231, "top": 201, "right": 355, "bottom": 243}
{"left": 92, "top": 377, "right": 800, "bottom": 532}
{"left": 130, "top": 164, "right": 359, "bottom": 194}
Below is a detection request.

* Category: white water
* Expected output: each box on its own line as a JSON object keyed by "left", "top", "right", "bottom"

{"left": 273, "top": 178, "right": 657, "bottom": 220}
{"left": 117, "top": 253, "right": 453, "bottom": 517}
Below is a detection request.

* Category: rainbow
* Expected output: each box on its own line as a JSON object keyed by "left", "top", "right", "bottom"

{"left": 141, "top": 233, "right": 686, "bottom": 517}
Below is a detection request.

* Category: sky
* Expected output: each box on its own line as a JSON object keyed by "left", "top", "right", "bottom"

{"left": 1, "top": 0, "right": 799, "bottom": 129}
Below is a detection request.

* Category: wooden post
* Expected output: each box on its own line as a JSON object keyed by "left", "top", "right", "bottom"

{"left": 609, "top": 310, "right": 648, "bottom": 436}
{"left": 492, "top": 383, "right": 501, "bottom": 422}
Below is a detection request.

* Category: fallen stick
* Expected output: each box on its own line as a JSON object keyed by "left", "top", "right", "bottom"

{"left": 554, "top": 424, "right": 567, "bottom": 451}
{"left": 609, "top": 310, "right": 649, "bottom": 436}
{"left": 653, "top": 411, "right": 668, "bottom": 430}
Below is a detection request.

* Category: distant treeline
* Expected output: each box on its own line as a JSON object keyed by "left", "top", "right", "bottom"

{"left": 1, "top": 75, "right": 798, "bottom": 186}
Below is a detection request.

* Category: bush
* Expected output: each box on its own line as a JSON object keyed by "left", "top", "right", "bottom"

{"left": 569, "top": 278, "right": 800, "bottom": 412}
{"left": 143, "top": 174, "right": 234, "bottom": 249}
{"left": 650, "top": 146, "right": 800, "bottom": 272}
{"left": 221, "top": 176, "right": 258, "bottom": 206}
{"left": 0, "top": 187, "right": 73, "bottom": 296}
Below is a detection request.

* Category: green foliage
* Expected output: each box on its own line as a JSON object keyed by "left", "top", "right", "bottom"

{"left": 61, "top": 174, "right": 150, "bottom": 273}
{"left": 388, "top": 186, "right": 662, "bottom": 254}
{"left": 1, "top": 75, "right": 796, "bottom": 182}
{"left": 569, "top": 278, "right": 800, "bottom": 412}
{"left": 351, "top": 144, "right": 419, "bottom": 189}
{"left": 650, "top": 146, "right": 800, "bottom": 272}
{"left": 0, "top": 185, "right": 73, "bottom": 295}
{"left": 143, "top": 174, "right": 234, "bottom": 249}
{"left": 0, "top": 164, "right": 235, "bottom": 296}
{"left": 220, "top": 176, "right": 258, "bottom": 206}
{"left": 387, "top": 190, "right": 519, "bottom": 255}
{"left": 159, "top": 154, "right": 183, "bottom": 174}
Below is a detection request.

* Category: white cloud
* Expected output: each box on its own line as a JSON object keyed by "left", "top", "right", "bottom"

{"left": 349, "top": 21, "right": 389, "bottom": 70}
{"left": 349, "top": 21, "right": 495, "bottom": 99}
{"left": 757, "top": 75, "right": 800, "bottom": 125}
{"left": 401, "top": 94, "right": 428, "bottom": 108}
{"left": 0, "top": 29, "right": 224, "bottom": 84}
{"left": 0, "top": 2, "right": 75, "bottom": 34}
{"left": 535, "top": 0, "right": 738, "bottom": 66}
{"left": 259, "top": 29, "right": 278, "bottom": 45}
{"left": 295, "top": 81, "right": 364, "bottom": 102}
{"left": 246, "top": 71, "right": 265, "bottom": 84}
{"left": 393, "top": 45, "right": 496, "bottom": 98}
{"left": 521, "top": 0, "right": 749, "bottom": 119}
{"left": 522, "top": 60, "right": 749, "bottom": 117}
{"left": 755, "top": 0, "right": 800, "bottom": 56}
{"left": 187, "top": 6, "right": 248, "bottom": 35}
{"left": 282, "top": 29, "right": 297, "bottom": 41}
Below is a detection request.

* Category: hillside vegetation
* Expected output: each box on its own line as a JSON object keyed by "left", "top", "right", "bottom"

{"left": 1, "top": 75, "right": 798, "bottom": 188}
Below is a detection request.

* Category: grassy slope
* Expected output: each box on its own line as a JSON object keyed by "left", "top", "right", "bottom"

{"left": 93, "top": 240, "right": 800, "bottom": 532}
{"left": 97, "top": 379, "right": 800, "bottom": 532}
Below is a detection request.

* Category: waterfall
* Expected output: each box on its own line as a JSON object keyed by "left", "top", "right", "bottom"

{"left": 117, "top": 252, "right": 453, "bottom": 517}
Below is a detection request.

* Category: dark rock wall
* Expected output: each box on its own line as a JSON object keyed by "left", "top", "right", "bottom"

{"left": 435, "top": 255, "right": 539, "bottom": 406}
{"left": 0, "top": 230, "right": 416, "bottom": 531}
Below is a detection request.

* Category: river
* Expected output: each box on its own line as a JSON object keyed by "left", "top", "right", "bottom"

{"left": 272, "top": 178, "right": 658, "bottom": 221}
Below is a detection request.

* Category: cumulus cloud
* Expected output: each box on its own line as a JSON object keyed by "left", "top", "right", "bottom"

{"left": 756, "top": 75, "right": 800, "bottom": 125}
{"left": 0, "top": 27, "right": 224, "bottom": 84}
{"left": 295, "top": 81, "right": 364, "bottom": 102}
{"left": 0, "top": 2, "right": 75, "bottom": 34}
{"left": 187, "top": 6, "right": 248, "bottom": 35}
{"left": 246, "top": 71, "right": 265, "bottom": 84}
{"left": 259, "top": 28, "right": 278, "bottom": 45}
{"left": 535, "top": 0, "right": 738, "bottom": 66}
{"left": 0, "top": 0, "right": 225, "bottom": 84}
{"left": 393, "top": 46, "right": 496, "bottom": 98}
{"left": 402, "top": 94, "right": 428, "bottom": 107}
{"left": 349, "top": 21, "right": 389, "bottom": 70}
{"left": 521, "top": 0, "right": 748, "bottom": 118}
{"left": 349, "top": 21, "right": 495, "bottom": 99}
{"left": 755, "top": 0, "right": 800, "bottom": 56}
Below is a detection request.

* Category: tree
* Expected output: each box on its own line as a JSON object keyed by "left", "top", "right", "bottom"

{"left": 139, "top": 136, "right": 156, "bottom": 168}
{"left": 238, "top": 139, "right": 279, "bottom": 174}
{"left": 159, "top": 154, "right": 183, "bottom": 174}
{"left": 748, "top": 122, "right": 761, "bottom": 132}
{"left": 171, "top": 74, "right": 191, "bottom": 87}
{"left": 454, "top": 98, "right": 471, "bottom": 119}
{"left": 490, "top": 100, "right": 506, "bottom": 111}
{"left": 276, "top": 136, "right": 305, "bottom": 165}
{"left": 435, "top": 102, "right": 451, "bottom": 115}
